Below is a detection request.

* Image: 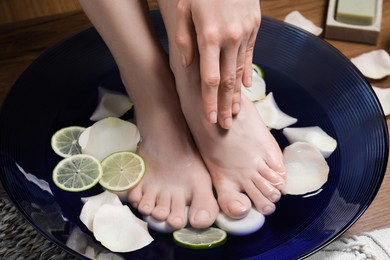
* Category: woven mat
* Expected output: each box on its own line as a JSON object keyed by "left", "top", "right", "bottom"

{"left": 0, "top": 198, "right": 77, "bottom": 260}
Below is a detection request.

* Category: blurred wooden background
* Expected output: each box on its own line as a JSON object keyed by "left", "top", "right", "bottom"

{"left": 0, "top": 0, "right": 81, "bottom": 24}
{"left": 0, "top": 0, "right": 159, "bottom": 25}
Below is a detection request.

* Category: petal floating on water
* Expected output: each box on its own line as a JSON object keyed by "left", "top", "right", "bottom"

{"left": 255, "top": 92, "right": 297, "bottom": 130}
{"left": 283, "top": 142, "right": 329, "bottom": 195}
{"left": 282, "top": 126, "right": 337, "bottom": 158}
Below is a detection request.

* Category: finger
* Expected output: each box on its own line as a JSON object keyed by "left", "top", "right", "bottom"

{"left": 175, "top": 0, "right": 195, "bottom": 67}
{"left": 242, "top": 24, "right": 260, "bottom": 88}
{"left": 219, "top": 44, "right": 241, "bottom": 129}
{"left": 232, "top": 42, "right": 248, "bottom": 115}
{"left": 231, "top": 82, "right": 241, "bottom": 115}
{"left": 199, "top": 45, "right": 221, "bottom": 124}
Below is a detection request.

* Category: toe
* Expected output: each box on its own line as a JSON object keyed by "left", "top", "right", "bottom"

{"left": 188, "top": 187, "right": 219, "bottom": 228}
{"left": 262, "top": 147, "right": 286, "bottom": 177}
{"left": 128, "top": 185, "right": 142, "bottom": 208}
{"left": 217, "top": 185, "right": 252, "bottom": 219}
{"left": 151, "top": 192, "right": 171, "bottom": 220}
{"left": 244, "top": 181, "right": 276, "bottom": 215}
{"left": 252, "top": 174, "right": 282, "bottom": 203}
{"left": 257, "top": 159, "right": 286, "bottom": 187}
{"left": 167, "top": 195, "right": 188, "bottom": 229}
{"left": 138, "top": 188, "right": 158, "bottom": 215}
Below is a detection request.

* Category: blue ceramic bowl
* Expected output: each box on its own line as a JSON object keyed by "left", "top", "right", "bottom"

{"left": 0, "top": 11, "right": 387, "bottom": 259}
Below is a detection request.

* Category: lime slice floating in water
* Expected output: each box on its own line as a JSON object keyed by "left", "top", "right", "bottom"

{"left": 173, "top": 227, "right": 227, "bottom": 249}
{"left": 53, "top": 154, "right": 103, "bottom": 192}
{"left": 51, "top": 126, "right": 85, "bottom": 158}
{"left": 100, "top": 151, "right": 146, "bottom": 191}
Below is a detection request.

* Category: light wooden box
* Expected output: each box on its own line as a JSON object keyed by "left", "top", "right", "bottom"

{"left": 324, "top": 0, "right": 383, "bottom": 44}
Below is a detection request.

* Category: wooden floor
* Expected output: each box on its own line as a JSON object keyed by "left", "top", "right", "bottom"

{"left": 0, "top": 0, "right": 81, "bottom": 24}
{"left": 0, "top": 0, "right": 159, "bottom": 25}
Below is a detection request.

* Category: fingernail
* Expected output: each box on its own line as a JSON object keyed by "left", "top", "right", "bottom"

{"left": 181, "top": 54, "right": 187, "bottom": 67}
{"left": 194, "top": 210, "right": 210, "bottom": 221}
{"left": 224, "top": 117, "right": 232, "bottom": 129}
{"left": 232, "top": 103, "right": 240, "bottom": 114}
{"left": 247, "top": 76, "right": 252, "bottom": 86}
{"left": 209, "top": 112, "right": 217, "bottom": 123}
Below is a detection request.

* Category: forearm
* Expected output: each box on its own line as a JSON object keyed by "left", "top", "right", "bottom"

{"left": 78, "top": 0, "right": 165, "bottom": 73}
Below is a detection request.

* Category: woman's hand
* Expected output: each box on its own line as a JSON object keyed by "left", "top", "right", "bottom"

{"left": 176, "top": 0, "right": 261, "bottom": 129}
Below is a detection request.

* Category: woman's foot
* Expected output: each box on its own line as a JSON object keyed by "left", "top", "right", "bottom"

{"left": 158, "top": 0, "right": 286, "bottom": 220}
{"left": 122, "top": 63, "right": 219, "bottom": 230}
{"left": 170, "top": 56, "right": 286, "bottom": 219}
{"left": 79, "top": 0, "right": 219, "bottom": 229}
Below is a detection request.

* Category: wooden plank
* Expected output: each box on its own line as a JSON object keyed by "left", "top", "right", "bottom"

{"left": 0, "top": 0, "right": 81, "bottom": 24}
{"left": 0, "top": 0, "right": 158, "bottom": 24}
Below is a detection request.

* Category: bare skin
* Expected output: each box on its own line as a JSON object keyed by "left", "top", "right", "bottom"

{"left": 78, "top": 0, "right": 219, "bottom": 229}
{"left": 158, "top": 0, "right": 287, "bottom": 218}
{"left": 175, "top": 0, "right": 261, "bottom": 129}
{"left": 80, "top": 0, "right": 286, "bottom": 227}
{"left": 125, "top": 72, "right": 220, "bottom": 229}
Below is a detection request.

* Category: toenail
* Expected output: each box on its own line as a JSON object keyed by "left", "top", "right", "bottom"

{"left": 270, "top": 170, "right": 284, "bottom": 180}
{"left": 173, "top": 216, "right": 184, "bottom": 226}
{"left": 142, "top": 204, "right": 150, "bottom": 211}
{"left": 271, "top": 193, "right": 281, "bottom": 202}
{"left": 194, "top": 210, "right": 210, "bottom": 221}
{"left": 262, "top": 205, "right": 273, "bottom": 214}
{"left": 270, "top": 180, "right": 285, "bottom": 186}
{"left": 157, "top": 209, "right": 166, "bottom": 215}
{"left": 230, "top": 201, "right": 249, "bottom": 217}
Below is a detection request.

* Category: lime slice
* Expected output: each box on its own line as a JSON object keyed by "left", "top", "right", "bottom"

{"left": 252, "top": 63, "right": 264, "bottom": 78}
{"left": 51, "top": 126, "right": 85, "bottom": 158}
{"left": 173, "top": 227, "right": 227, "bottom": 249}
{"left": 53, "top": 154, "right": 103, "bottom": 192}
{"left": 100, "top": 151, "right": 145, "bottom": 191}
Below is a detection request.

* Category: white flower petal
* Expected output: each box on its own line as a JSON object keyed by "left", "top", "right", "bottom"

{"left": 351, "top": 49, "right": 390, "bottom": 79}
{"left": 78, "top": 117, "right": 140, "bottom": 161}
{"left": 241, "top": 69, "right": 266, "bottom": 102}
{"left": 285, "top": 11, "right": 323, "bottom": 36}
{"left": 283, "top": 142, "right": 329, "bottom": 195}
{"left": 93, "top": 204, "right": 153, "bottom": 252}
{"left": 79, "top": 191, "right": 123, "bottom": 231}
{"left": 90, "top": 87, "right": 133, "bottom": 121}
{"left": 282, "top": 126, "right": 337, "bottom": 158}
{"left": 255, "top": 92, "right": 297, "bottom": 130}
